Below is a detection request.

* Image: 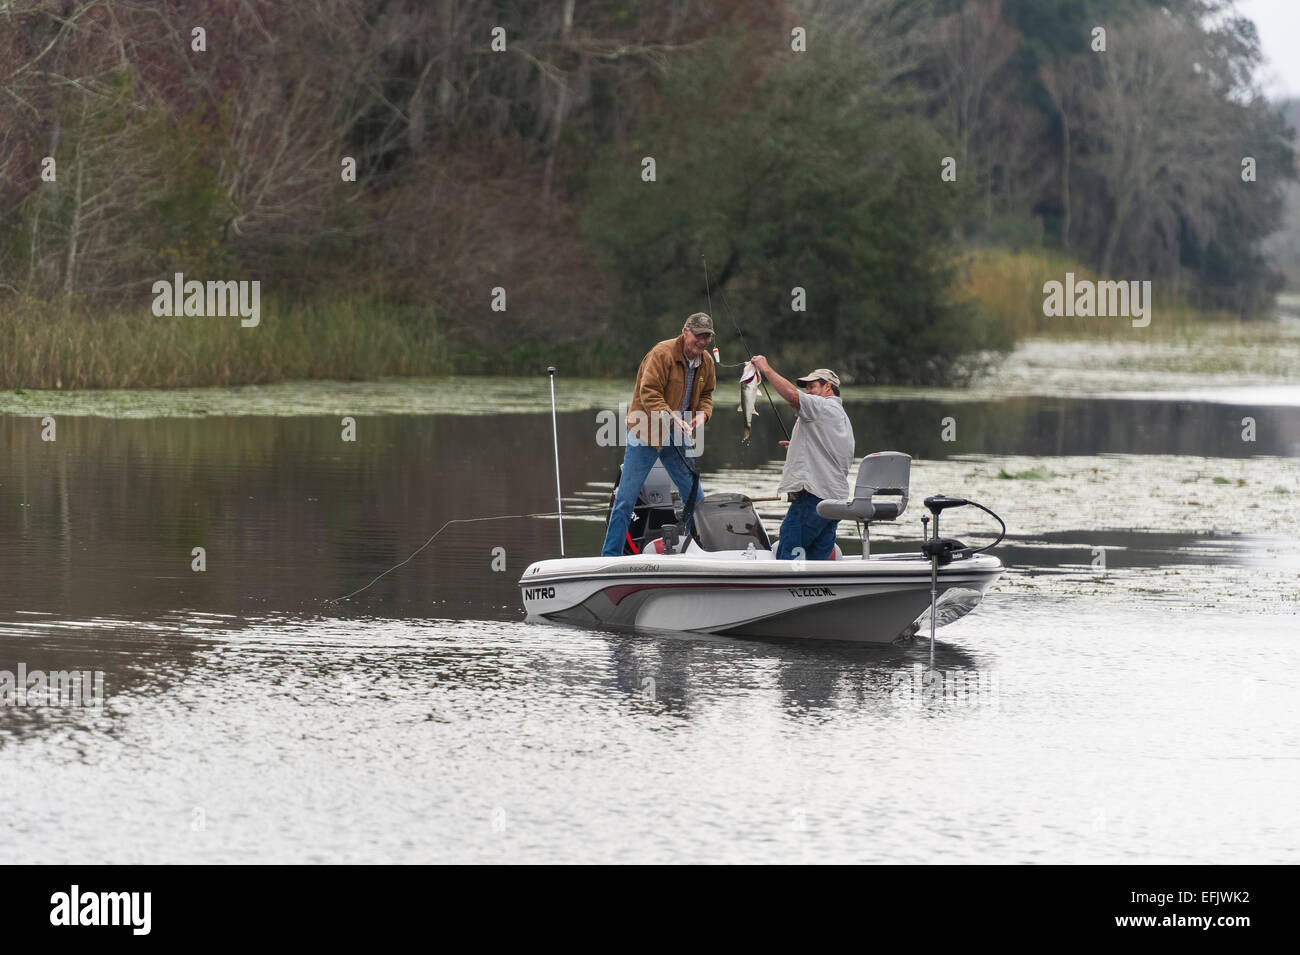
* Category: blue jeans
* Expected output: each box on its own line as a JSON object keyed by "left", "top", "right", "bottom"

{"left": 775, "top": 491, "right": 839, "bottom": 560}
{"left": 601, "top": 431, "right": 705, "bottom": 557}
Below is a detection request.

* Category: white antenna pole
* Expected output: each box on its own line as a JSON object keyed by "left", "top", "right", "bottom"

{"left": 547, "top": 366, "right": 565, "bottom": 557}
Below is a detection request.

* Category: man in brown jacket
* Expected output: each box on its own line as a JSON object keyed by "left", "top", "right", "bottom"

{"left": 601, "top": 312, "right": 716, "bottom": 556}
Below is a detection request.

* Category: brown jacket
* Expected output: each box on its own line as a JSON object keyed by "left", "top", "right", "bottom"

{"left": 625, "top": 335, "right": 716, "bottom": 448}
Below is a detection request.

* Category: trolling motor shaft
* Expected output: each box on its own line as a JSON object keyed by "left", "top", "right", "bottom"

{"left": 921, "top": 496, "right": 973, "bottom": 666}
{"left": 914, "top": 493, "right": 1007, "bottom": 663}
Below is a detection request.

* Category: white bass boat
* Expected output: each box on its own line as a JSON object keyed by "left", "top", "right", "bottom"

{"left": 520, "top": 451, "right": 1004, "bottom": 644}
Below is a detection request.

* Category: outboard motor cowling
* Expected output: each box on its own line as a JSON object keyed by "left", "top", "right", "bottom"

{"left": 609, "top": 459, "right": 681, "bottom": 555}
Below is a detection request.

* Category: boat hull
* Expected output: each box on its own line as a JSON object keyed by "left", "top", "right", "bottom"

{"left": 519, "top": 553, "right": 1003, "bottom": 643}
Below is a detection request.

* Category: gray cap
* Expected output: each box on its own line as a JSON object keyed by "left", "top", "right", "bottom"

{"left": 795, "top": 368, "right": 841, "bottom": 388}
{"left": 684, "top": 312, "right": 714, "bottom": 334}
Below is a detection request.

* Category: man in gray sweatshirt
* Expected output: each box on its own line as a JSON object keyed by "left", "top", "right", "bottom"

{"left": 748, "top": 357, "right": 855, "bottom": 560}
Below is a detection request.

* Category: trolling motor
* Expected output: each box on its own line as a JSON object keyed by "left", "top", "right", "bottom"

{"left": 922, "top": 496, "right": 974, "bottom": 564}
{"left": 920, "top": 495, "right": 1006, "bottom": 665}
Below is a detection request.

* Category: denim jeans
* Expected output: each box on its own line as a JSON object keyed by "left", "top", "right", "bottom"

{"left": 601, "top": 431, "right": 705, "bottom": 557}
{"left": 775, "top": 491, "right": 839, "bottom": 560}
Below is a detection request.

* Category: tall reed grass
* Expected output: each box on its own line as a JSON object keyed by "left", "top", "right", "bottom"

{"left": 1, "top": 249, "right": 1260, "bottom": 391}
{"left": 958, "top": 248, "right": 1237, "bottom": 339}
{"left": 1, "top": 298, "right": 451, "bottom": 389}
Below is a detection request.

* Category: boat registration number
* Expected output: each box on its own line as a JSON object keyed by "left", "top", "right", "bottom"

{"left": 788, "top": 587, "right": 836, "bottom": 597}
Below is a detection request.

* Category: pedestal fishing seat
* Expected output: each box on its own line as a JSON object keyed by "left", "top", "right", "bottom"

{"left": 816, "top": 451, "right": 911, "bottom": 556}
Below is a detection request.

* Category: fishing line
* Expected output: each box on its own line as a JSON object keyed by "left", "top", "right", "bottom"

{"left": 326, "top": 506, "right": 611, "bottom": 603}
{"left": 329, "top": 429, "right": 769, "bottom": 601}
{"left": 702, "top": 255, "right": 791, "bottom": 440}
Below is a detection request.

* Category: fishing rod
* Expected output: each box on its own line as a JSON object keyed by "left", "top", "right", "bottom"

{"left": 670, "top": 441, "right": 702, "bottom": 546}
{"left": 702, "top": 255, "right": 791, "bottom": 441}
{"left": 548, "top": 365, "right": 564, "bottom": 556}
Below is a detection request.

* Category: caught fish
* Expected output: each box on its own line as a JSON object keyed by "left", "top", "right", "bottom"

{"left": 738, "top": 361, "right": 760, "bottom": 442}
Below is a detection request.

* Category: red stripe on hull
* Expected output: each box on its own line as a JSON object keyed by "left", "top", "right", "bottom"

{"left": 601, "top": 581, "right": 808, "bottom": 606}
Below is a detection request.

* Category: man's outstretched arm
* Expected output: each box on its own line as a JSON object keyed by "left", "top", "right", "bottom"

{"left": 749, "top": 355, "right": 799, "bottom": 411}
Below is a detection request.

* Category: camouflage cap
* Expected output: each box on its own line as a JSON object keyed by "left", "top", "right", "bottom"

{"left": 684, "top": 312, "right": 714, "bottom": 334}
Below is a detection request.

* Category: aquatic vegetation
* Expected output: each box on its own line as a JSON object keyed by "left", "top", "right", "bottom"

{"left": 0, "top": 376, "right": 634, "bottom": 418}
{"left": 998, "top": 467, "right": 1054, "bottom": 480}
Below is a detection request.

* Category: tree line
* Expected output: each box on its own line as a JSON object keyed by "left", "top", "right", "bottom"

{"left": 0, "top": 0, "right": 1293, "bottom": 386}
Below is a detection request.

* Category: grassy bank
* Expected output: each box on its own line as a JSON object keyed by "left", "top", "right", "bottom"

{"left": 1, "top": 298, "right": 452, "bottom": 390}
{"left": 959, "top": 248, "right": 1241, "bottom": 338}
{"left": 0, "top": 247, "right": 1273, "bottom": 390}
{"left": 4, "top": 318, "right": 1298, "bottom": 419}
{"left": 0, "top": 295, "right": 650, "bottom": 389}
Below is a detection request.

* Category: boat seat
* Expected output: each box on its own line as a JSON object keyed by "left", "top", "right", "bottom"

{"left": 816, "top": 452, "right": 911, "bottom": 555}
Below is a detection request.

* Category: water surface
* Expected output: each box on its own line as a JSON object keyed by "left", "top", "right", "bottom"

{"left": 1, "top": 389, "right": 1296, "bottom": 863}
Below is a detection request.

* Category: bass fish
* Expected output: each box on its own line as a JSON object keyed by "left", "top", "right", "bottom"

{"left": 738, "top": 361, "right": 760, "bottom": 442}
